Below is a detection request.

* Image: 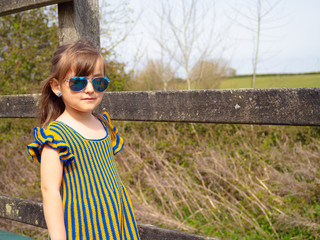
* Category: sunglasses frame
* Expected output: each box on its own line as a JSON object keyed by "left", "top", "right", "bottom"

{"left": 66, "top": 76, "right": 109, "bottom": 92}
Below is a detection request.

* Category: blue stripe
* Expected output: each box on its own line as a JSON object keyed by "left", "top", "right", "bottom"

{"left": 103, "top": 138, "right": 121, "bottom": 190}
{"left": 68, "top": 129, "right": 93, "bottom": 239}
{"left": 67, "top": 156, "right": 76, "bottom": 239}
{"left": 62, "top": 168, "right": 68, "bottom": 239}
{"left": 123, "top": 198, "right": 134, "bottom": 239}
{"left": 38, "top": 127, "right": 65, "bottom": 145}
{"left": 65, "top": 164, "right": 73, "bottom": 240}
{"left": 50, "top": 126, "right": 75, "bottom": 239}
{"left": 75, "top": 136, "right": 96, "bottom": 240}
{"left": 101, "top": 139, "right": 120, "bottom": 191}
{"left": 122, "top": 186, "right": 139, "bottom": 239}
{"left": 54, "top": 125, "right": 79, "bottom": 239}
{"left": 81, "top": 140, "right": 105, "bottom": 240}
{"left": 90, "top": 141, "right": 121, "bottom": 219}
{"left": 94, "top": 140, "right": 122, "bottom": 219}
{"left": 53, "top": 123, "right": 90, "bottom": 239}
{"left": 30, "top": 126, "right": 74, "bottom": 165}
{"left": 113, "top": 134, "right": 121, "bottom": 153}
{"left": 89, "top": 141, "right": 119, "bottom": 239}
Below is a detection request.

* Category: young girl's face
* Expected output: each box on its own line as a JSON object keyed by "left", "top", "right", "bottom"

{"left": 56, "top": 57, "right": 105, "bottom": 115}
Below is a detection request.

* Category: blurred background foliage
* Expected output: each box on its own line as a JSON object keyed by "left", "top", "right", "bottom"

{"left": 0, "top": 7, "right": 58, "bottom": 94}
{"left": 0, "top": 6, "right": 130, "bottom": 95}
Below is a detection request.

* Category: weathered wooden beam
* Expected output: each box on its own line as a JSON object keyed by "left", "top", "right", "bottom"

{"left": 0, "top": 195, "right": 46, "bottom": 228}
{"left": 0, "top": 89, "right": 319, "bottom": 126}
{"left": 0, "top": 0, "right": 71, "bottom": 16}
{"left": 58, "top": 0, "right": 100, "bottom": 49}
{"left": 0, "top": 195, "right": 219, "bottom": 240}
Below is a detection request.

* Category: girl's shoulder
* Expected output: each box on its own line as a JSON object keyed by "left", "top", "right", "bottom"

{"left": 101, "top": 111, "right": 112, "bottom": 123}
{"left": 45, "top": 120, "right": 69, "bottom": 137}
{"left": 100, "top": 111, "right": 124, "bottom": 155}
{"left": 32, "top": 121, "right": 65, "bottom": 142}
{"left": 27, "top": 122, "right": 74, "bottom": 164}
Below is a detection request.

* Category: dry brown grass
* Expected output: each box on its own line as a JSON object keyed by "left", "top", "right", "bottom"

{"left": 115, "top": 122, "right": 320, "bottom": 239}
{"left": 0, "top": 118, "right": 46, "bottom": 239}
{"left": 1, "top": 119, "right": 319, "bottom": 239}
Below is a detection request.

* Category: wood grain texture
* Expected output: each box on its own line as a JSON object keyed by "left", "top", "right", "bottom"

{"left": 1, "top": 88, "right": 319, "bottom": 126}
{"left": 58, "top": 0, "right": 100, "bottom": 49}
{"left": 0, "top": 0, "right": 70, "bottom": 16}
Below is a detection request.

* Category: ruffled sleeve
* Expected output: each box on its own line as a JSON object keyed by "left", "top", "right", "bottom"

{"left": 27, "top": 127, "right": 74, "bottom": 165}
{"left": 102, "top": 112, "right": 124, "bottom": 155}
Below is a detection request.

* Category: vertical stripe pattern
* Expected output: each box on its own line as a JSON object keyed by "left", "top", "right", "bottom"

{"left": 27, "top": 112, "right": 140, "bottom": 240}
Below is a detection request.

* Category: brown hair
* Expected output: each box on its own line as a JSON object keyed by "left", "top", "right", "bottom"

{"left": 39, "top": 40, "right": 112, "bottom": 135}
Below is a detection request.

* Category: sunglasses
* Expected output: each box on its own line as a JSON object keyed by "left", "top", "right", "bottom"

{"left": 66, "top": 76, "right": 109, "bottom": 92}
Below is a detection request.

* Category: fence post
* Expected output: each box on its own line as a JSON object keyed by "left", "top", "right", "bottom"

{"left": 58, "top": 0, "right": 100, "bottom": 49}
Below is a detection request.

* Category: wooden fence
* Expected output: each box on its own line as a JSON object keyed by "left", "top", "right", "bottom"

{"left": 1, "top": 88, "right": 320, "bottom": 125}
{"left": 0, "top": 0, "right": 319, "bottom": 240}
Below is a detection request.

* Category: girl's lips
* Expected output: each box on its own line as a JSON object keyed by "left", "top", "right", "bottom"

{"left": 82, "top": 98, "right": 96, "bottom": 100}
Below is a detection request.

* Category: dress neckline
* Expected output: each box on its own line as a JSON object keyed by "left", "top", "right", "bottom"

{"left": 54, "top": 119, "right": 109, "bottom": 141}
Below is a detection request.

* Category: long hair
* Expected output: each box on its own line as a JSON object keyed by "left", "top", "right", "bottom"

{"left": 39, "top": 40, "right": 112, "bottom": 135}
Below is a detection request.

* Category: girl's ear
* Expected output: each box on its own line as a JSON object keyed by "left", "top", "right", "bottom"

{"left": 50, "top": 78, "right": 62, "bottom": 96}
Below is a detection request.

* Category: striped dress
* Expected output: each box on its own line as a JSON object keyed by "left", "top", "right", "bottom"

{"left": 27, "top": 112, "right": 140, "bottom": 240}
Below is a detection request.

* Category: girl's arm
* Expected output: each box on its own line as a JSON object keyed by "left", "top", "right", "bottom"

{"left": 41, "top": 145, "right": 66, "bottom": 240}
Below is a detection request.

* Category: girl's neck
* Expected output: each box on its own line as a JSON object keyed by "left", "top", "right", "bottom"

{"left": 56, "top": 109, "right": 106, "bottom": 140}
{"left": 57, "top": 109, "right": 96, "bottom": 125}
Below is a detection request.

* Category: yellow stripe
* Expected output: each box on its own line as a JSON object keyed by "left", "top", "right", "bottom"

{"left": 123, "top": 186, "right": 140, "bottom": 239}
{"left": 95, "top": 140, "right": 121, "bottom": 238}
{"left": 73, "top": 137, "right": 93, "bottom": 239}
{"left": 69, "top": 161, "right": 80, "bottom": 239}
{"left": 106, "top": 136, "right": 121, "bottom": 184}
{"left": 101, "top": 112, "right": 124, "bottom": 155}
{"left": 64, "top": 127, "right": 90, "bottom": 239}
{"left": 84, "top": 141, "right": 103, "bottom": 239}
{"left": 92, "top": 142, "right": 114, "bottom": 238}
{"left": 106, "top": 139, "right": 122, "bottom": 191}
{"left": 114, "top": 136, "right": 124, "bottom": 154}
{"left": 65, "top": 164, "right": 73, "bottom": 239}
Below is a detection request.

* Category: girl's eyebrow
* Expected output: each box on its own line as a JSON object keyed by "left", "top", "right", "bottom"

{"left": 88, "top": 74, "right": 104, "bottom": 78}
{"left": 92, "top": 73, "right": 104, "bottom": 77}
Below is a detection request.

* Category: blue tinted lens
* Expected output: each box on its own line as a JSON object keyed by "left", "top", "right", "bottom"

{"left": 69, "top": 77, "right": 87, "bottom": 92}
{"left": 92, "top": 77, "right": 109, "bottom": 92}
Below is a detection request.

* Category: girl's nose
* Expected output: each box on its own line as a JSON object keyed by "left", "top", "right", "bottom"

{"left": 84, "top": 80, "right": 95, "bottom": 93}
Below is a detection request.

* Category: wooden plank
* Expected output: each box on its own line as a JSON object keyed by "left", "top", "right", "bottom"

{"left": 0, "top": 88, "right": 319, "bottom": 126}
{"left": 58, "top": 0, "right": 100, "bottom": 49}
{"left": 0, "top": 195, "right": 220, "bottom": 240}
{"left": 0, "top": 0, "right": 71, "bottom": 16}
{"left": 99, "top": 88, "right": 320, "bottom": 126}
{"left": 0, "top": 195, "right": 46, "bottom": 228}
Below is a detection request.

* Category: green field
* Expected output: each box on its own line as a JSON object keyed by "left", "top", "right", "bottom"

{"left": 219, "top": 73, "right": 320, "bottom": 89}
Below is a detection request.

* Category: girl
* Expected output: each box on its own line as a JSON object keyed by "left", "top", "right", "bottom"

{"left": 27, "top": 40, "right": 140, "bottom": 240}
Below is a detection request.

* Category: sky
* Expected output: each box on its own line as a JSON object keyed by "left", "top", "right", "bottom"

{"left": 102, "top": 0, "right": 320, "bottom": 76}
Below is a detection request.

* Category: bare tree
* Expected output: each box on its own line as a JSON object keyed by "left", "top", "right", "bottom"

{"left": 99, "top": 0, "right": 137, "bottom": 58}
{"left": 145, "top": 0, "right": 229, "bottom": 90}
{"left": 156, "top": 3, "right": 175, "bottom": 90}
{"left": 232, "top": 0, "right": 284, "bottom": 88}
